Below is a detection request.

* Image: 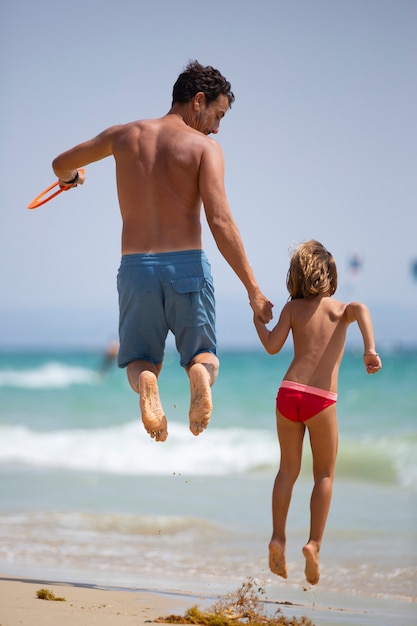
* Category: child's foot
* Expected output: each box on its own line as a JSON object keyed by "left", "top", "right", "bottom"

{"left": 189, "top": 363, "right": 212, "bottom": 436}
{"left": 139, "top": 371, "right": 168, "bottom": 442}
{"left": 302, "top": 542, "right": 320, "bottom": 585}
{"left": 269, "top": 539, "right": 288, "bottom": 579}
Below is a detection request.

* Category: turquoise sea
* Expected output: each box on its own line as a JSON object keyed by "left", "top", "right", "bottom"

{"left": 0, "top": 347, "right": 416, "bottom": 624}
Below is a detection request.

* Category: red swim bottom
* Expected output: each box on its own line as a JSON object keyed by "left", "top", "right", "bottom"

{"left": 276, "top": 380, "right": 337, "bottom": 422}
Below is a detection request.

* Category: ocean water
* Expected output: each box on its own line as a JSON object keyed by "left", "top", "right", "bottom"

{"left": 0, "top": 347, "right": 416, "bottom": 622}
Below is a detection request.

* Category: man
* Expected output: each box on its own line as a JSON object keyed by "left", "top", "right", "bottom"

{"left": 52, "top": 60, "right": 273, "bottom": 442}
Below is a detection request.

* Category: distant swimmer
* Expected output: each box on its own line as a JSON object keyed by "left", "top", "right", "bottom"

{"left": 99, "top": 340, "right": 119, "bottom": 376}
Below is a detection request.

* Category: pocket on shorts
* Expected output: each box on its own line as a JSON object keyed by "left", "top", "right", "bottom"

{"left": 171, "top": 277, "right": 204, "bottom": 294}
{"left": 170, "top": 277, "right": 212, "bottom": 327}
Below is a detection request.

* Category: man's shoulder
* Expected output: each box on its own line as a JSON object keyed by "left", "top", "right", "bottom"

{"left": 107, "top": 119, "right": 162, "bottom": 146}
{"left": 118, "top": 118, "right": 159, "bottom": 132}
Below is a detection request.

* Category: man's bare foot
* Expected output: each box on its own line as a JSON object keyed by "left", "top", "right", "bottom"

{"left": 139, "top": 371, "right": 168, "bottom": 442}
{"left": 269, "top": 539, "right": 288, "bottom": 579}
{"left": 302, "top": 542, "right": 320, "bottom": 585}
{"left": 189, "top": 363, "right": 212, "bottom": 436}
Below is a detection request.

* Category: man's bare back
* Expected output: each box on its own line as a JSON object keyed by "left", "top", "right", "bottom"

{"left": 112, "top": 115, "right": 215, "bottom": 254}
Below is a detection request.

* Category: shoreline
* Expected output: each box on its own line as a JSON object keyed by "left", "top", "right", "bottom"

{"left": 1, "top": 574, "right": 415, "bottom": 626}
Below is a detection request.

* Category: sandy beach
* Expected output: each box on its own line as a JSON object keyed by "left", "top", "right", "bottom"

{"left": 1, "top": 574, "right": 416, "bottom": 626}
{"left": 0, "top": 576, "right": 192, "bottom": 626}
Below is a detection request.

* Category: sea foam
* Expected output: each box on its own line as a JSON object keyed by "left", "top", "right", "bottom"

{"left": 0, "top": 421, "right": 415, "bottom": 488}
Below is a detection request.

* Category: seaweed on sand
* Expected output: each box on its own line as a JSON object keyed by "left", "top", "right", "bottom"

{"left": 155, "top": 578, "right": 315, "bottom": 626}
{"left": 36, "top": 588, "right": 66, "bottom": 601}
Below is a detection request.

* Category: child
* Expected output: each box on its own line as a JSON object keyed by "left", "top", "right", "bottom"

{"left": 253, "top": 240, "right": 382, "bottom": 585}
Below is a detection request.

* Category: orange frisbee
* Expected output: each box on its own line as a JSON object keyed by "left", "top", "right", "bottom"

{"left": 27, "top": 169, "right": 85, "bottom": 209}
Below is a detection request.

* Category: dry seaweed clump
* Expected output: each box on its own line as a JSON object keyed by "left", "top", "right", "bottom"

{"left": 156, "top": 578, "right": 315, "bottom": 626}
{"left": 36, "top": 588, "right": 66, "bottom": 601}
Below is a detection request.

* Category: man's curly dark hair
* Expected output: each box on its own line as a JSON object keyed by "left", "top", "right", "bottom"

{"left": 172, "top": 60, "right": 235, "bottom": 107}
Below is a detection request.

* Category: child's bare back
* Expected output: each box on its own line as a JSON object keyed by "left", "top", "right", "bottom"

{"left": 284, "top": 296, "right": 351, "bottom": 392}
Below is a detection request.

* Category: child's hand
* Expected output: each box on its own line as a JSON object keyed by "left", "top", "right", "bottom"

{"left": 363, "top": 352, "right": 382, "bottom": 374}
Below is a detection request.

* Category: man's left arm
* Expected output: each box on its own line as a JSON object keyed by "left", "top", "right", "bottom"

{"left": 199, "top": 141, "right": 273, "bottom": 323}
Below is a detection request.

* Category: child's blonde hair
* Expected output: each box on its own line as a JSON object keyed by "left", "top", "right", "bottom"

{"left": 286, "top": 240, "right": 337, "bottom": 299}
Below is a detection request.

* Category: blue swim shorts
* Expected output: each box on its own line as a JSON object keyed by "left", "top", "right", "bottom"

{"left": 117, "top": 250, "right": 217, "bottom": 368}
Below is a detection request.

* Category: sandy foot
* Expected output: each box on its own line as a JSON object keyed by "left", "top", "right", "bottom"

{"left": 269, "top": 540, "right": 288, "bottom": 579}
{"left": 189, "top": 363, "right": 212, "bottom": 436}
{"left": 303, "top": 542, "right": 320, "bottom": 585}
{"left": 139, "top": 371, "right": 168, "bottom": 442}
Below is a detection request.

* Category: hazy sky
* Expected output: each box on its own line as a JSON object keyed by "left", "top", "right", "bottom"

{"left": 1, "top": 0, "right": 416, "bottom": 350}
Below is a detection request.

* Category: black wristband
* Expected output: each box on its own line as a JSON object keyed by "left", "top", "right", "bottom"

{"left": 63, "top": 170, "right": 79, "bottom": 185}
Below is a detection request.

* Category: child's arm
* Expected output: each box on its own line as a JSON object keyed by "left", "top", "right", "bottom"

{"left": 253, "top": 302, "right": 291, "bottom": 354}
{"left": 345, "top": 302, "right": 382, "bottom": 374}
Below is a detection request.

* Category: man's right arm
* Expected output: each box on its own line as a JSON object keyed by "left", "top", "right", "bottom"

{"left": 52, "top": 126, "right": 121, "bottom": 183}
{"left": 199, "top": 140, "right": 273, "bottom": 323}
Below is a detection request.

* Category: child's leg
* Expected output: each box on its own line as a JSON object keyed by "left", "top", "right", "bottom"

{"left": 269, "top": 412, "right": 305, "bottom": 578}
{"left": 303, "top": 405, "right": 338, "bottom": 584}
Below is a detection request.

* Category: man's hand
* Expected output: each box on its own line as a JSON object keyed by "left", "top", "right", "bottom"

{"left": 250, "top": 292, "right": 274, "bottom": 324}
{"left": 58, "top": 169, "right": 85, "bottom": 188}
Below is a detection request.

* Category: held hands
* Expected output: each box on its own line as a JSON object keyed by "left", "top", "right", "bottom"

{"left": 363, "top": 352, "right": 382, "bottom": 374}
{"left": 250, "top": 292, "right": 274, "bottom": 324}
